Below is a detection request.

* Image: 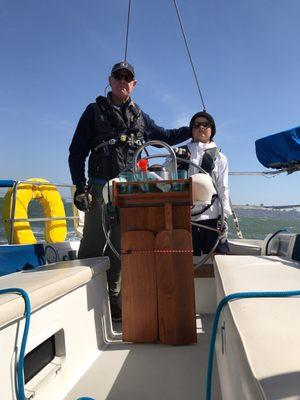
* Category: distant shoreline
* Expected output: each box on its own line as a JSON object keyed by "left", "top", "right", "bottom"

{"left": 0, "top": 194, "right": 299, "bottom": 212}
{"left": 233, "top": 205, "right": 300, "bottom": 211}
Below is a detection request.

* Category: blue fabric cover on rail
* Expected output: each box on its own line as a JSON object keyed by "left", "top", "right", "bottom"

{"left": 0, "top": 244, "right": 46, "bottom": 276}
{"left": 255, "top": 126, "right": 300, "bottom": 169}
{"left": 0, "top": 180, "right": 16, "bottom": 188}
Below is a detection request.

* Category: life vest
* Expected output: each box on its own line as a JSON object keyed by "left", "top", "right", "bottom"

{"left": 88, "top": 95, "right": 145, "bottom": 180}
{"left": 201, "top": 147, "right": 220, "bottom": 174}
{"left": 176, "top": 145, "right": 220, "bottom": 174}
{"left": 2, "top": 178, "right": 67, "bottom": 244}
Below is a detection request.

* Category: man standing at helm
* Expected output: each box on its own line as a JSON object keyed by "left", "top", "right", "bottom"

{"left": 68, "top": 61, "right": 191, "bottom": 321}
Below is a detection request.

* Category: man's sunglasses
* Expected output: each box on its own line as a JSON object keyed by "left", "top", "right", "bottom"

{"left": 193, "top": 121, "right": 211, "bottom": 129}
{"left": 112, "top": 72, "right": 134, "bottom": 82}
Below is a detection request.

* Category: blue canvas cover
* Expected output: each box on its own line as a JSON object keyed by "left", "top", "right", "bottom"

{"left": 255, "top": 126, "right": 300, "bottom": 169}
{"left": 0, "top": 243, "right": 45, "bottom": 276}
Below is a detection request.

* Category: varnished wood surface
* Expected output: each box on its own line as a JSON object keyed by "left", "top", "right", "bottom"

{"left": 113, "top": 179, "right": 193, "bottom": 208}
{"left": 120, "top": 206, "right": 191, "bottom": 234}
{"left": 121, "top": 230, "right": 158, "bottom": 343}
{"left": 118, "top": 185, "right": 197, "bottom": 345}
{"left": 155, "top": 228, "right": 197, "bottom": 345}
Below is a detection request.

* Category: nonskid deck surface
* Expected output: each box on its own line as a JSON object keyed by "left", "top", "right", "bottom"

{"left": 64, "top": 314, "right": 220, "bottom": 400}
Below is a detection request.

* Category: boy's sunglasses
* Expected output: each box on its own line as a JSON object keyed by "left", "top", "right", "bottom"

{"left": 193, "top": 121, "right": 211, "bottom": 129}
{"left": 112, "top": 72, "right": 134, "bottom": 82}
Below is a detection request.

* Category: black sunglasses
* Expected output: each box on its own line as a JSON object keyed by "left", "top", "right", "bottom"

{"left": 112, "top": 72, "right": 134, "bottom": 82}
{"left": 193, "top": 121, "right": 211, "bottom": 129}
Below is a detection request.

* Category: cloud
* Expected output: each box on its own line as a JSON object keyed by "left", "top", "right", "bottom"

{"left": 160, "top": 92, "right": 177, "bottom": 106}
{"left": 39, "top": 114, "right": 73, "bottom": 131}
{"left": 152, "top": 89, "right": 179, "bottom": 107}
{"left": 173, "top": 113, "right": 190, "bottom": 127}
{"left": 84, "top": 28, "right": 116, "bottom": 57}
{"left": 217, "top": 119, "right": 258, "bottom": 144}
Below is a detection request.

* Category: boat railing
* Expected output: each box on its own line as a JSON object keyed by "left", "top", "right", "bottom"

{"left": 0, "top": 179, "right": 79, "bottom": 244}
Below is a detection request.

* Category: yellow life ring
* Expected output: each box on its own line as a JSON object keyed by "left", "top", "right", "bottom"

{"left": 2, "top": 178, "right": 67, "bottom": 244}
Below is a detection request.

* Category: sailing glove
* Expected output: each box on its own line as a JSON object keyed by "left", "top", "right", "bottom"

{"left": 74, "top": 185, "right": 92, "bottom": 212}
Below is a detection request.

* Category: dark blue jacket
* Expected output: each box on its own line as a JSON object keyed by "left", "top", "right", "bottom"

{"left": 69, "top": 95, "right": 191, "bottom": 187}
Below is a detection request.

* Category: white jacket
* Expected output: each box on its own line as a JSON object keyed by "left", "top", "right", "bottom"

{"left": 187, "top": 141, "right": 232, "bottom": 221}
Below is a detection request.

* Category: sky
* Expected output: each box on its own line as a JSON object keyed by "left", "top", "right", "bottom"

{"left": 1, "top": 0, "right": 300, "bottom": 206}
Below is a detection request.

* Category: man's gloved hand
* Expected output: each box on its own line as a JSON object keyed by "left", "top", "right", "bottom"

{"left": 74, "top": 185, "right": 92, "bottom": 212}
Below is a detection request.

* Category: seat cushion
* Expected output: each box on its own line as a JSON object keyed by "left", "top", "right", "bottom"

{"left": 214, "top": 255, "right": 300, "bottom": 399}
{"left": 0, "top": 257, "right": 109, "bottom": 328}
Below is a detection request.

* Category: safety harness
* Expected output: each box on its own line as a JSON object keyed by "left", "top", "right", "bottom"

{"left": 92, "top": 95, "right": 145, "bottom": 154}
{"left": 87, "top": 94, "right": 146, "bottom": 180}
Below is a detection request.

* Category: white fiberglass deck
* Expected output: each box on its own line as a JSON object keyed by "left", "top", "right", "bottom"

{"left": 64, "top": 314, "right": 220, "bottom": 400}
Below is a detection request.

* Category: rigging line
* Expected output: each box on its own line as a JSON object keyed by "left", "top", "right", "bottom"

{"left": 124, "top": 0, "right": 132, "bottom": 62}
{"left": 172, "top": 0, "right": 206, "bottom": 111}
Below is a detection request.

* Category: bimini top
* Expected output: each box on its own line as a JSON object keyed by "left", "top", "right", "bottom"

{"left": 255, "top": 126, "right": 300, "bottom": 169}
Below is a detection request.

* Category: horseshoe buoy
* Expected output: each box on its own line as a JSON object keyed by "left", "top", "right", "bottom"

{"left": 2, "top": 178, "right": 67, "bottom": 244}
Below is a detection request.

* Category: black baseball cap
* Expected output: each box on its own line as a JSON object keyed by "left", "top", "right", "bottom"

{"left": 111, "top": 61, "right": 135, "bottom": 77}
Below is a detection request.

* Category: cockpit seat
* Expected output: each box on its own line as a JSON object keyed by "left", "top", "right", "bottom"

{"left": 213, "top": 254, "right": 300, "bottom": 400}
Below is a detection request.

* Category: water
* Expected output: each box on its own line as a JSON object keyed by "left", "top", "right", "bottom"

{"left": 1, "top": 196, "right": 300, "bottom": 243}
{"left": 228, "top": 207, "right": 300, "bottom": 239}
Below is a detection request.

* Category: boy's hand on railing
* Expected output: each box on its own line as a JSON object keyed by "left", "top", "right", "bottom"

{"left": 74, "top": 186, "right": 92, "bottom": 212}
